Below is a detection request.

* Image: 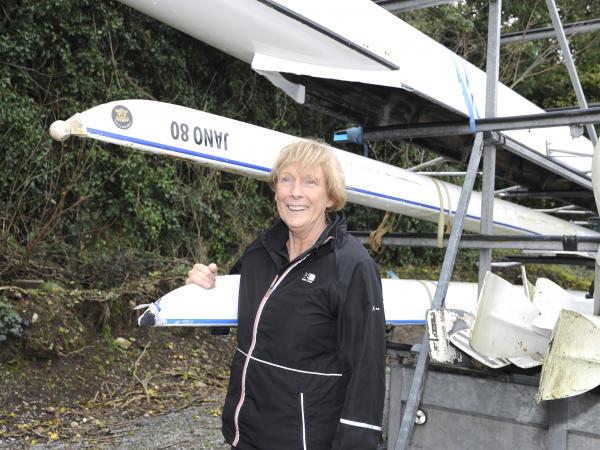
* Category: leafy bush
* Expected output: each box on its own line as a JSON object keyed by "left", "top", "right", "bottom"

{"left": 0, "top": 298, "right": 24, "bottom": 342}
{"left": 3, "top": 0, "right": 598, "bottom": 283}
{"left": 0, "top": 0, "right": 337, "bottom": 278}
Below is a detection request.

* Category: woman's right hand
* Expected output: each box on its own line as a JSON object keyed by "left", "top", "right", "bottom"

{"left": 186, "top": 263, "right": 218, "bottom": 289}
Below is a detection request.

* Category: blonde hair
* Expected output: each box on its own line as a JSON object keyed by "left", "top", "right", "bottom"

{"left": 270, "top": 140, "right": 347, "bottom": 213}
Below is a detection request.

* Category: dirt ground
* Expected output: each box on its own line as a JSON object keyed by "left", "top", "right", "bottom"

{"left": 0, "top": 275, "right": 240, "bottom": 449}
{"left": 0, "top": 322, "right": 236, "bottom": 449}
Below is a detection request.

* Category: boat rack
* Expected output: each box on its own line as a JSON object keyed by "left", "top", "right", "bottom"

{"left": 351, "top": 232, "right": 600, "bottom": 252}
{"left": 361, "top": 1, "right": 600, "bottom": 449}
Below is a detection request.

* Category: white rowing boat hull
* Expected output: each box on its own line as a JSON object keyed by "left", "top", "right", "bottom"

{"left": 137, "top": 276, "right": 590, "bottom": 328}
{"left": 137, "top": 276, "right": 522, "bottom": 327}
{"left": 117, "top": 0, "right": 594, "bottom": 173}
{"left": 54, "top": 100, "right": 598, "bottom": 238}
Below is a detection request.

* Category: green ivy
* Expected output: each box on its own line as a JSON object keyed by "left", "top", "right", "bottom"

{"left": 2, "top": 0, "right": 598, "bottom": 281}
{"left": 0, "top": 0, "right": 337, "bottom": 273}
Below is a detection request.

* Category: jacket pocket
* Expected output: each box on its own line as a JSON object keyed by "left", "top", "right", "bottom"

{"left": 299, "top": 392, "right": 308, "bottom": 450}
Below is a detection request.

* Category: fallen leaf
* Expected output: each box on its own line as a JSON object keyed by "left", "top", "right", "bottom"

{"left": 114, "top": 337, "right": 132, "bottom": 350}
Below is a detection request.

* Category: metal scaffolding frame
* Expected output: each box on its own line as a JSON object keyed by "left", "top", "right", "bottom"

{"left": 362, "top": 1, "right": 600, "bottom": 449}
{"left": 478, "top": 0, "right": 501, "bottom": 293}
{"left": 361, "top": 107, "right": 600, "bottom": 140}
{"left": 545, "top": 0, "right": 597, "bottom": 147}
{"left": 501, "top": 17, "right": 600, "bottom": 44}
{"left": 393, "top": 132, "right": 485, "bottom": 450}
{"left": 373, "top": 0, "right": 455, "bottom": 13}
{"left": 350, "top": 232, "right": 600, "bottom": 252}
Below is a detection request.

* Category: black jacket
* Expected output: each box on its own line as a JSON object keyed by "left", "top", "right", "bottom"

{"left": 222, "top": 214, "right": 386, "bottom": 450}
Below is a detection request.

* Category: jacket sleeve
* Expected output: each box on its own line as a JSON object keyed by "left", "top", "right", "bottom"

{"left": 331, "top": 258, "right": 386, "bottom": 450}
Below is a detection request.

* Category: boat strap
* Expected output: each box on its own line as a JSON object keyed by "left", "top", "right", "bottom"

{"left": 430, "top": 177, "right": 453, "bottom": 248}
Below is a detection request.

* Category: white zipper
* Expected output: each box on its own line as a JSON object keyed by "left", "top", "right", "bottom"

{"left": 232, "top": 254, "right": 310, "bottom": 447}
{"left": 300, "top": 392, "right": 307, "bottom": 450}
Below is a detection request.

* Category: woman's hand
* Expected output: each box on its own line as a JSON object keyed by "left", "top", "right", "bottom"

{"left": 186, "top": 263, "right": 218, "bottom": 289}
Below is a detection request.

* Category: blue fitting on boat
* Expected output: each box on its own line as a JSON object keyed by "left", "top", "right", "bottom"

{"left": 333, "top": 126, "right": 363, "bottom": 144}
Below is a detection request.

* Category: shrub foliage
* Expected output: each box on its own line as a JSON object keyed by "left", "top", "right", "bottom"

{"left": 0, "top": 0, "right": 339, "bottom": 278}
{"left": 1, "top": 1, "right": 599, "bottom": 282}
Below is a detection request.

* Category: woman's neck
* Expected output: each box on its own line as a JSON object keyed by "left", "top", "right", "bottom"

{"left": 286, "top": 222, "right": 327, "bottom": 261}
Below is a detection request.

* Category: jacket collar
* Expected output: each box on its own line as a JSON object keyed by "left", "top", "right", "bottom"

{"left": 261, "top": 212, "right": 345, "bottom": 265}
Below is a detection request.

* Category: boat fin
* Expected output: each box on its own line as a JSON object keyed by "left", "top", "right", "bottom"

{"left": 508, "top": 355, "right": 542, "bottom": 369}
{"left": 520, "top": 265, "right": 535, "bottom": 300}
{"left": 251, "top": 52, "right": 406, "bottom": 92}
{"left": 537, "top": 310, "right": 600, "bottom": 401}
{"left": 470, "top": 272, "right": 549, "bottom": 359}
{"left": 252, "top": 68, "right": 306, "bottom": 104}
{"left": 532, "top": 278, "right": 590, "bottom": 331}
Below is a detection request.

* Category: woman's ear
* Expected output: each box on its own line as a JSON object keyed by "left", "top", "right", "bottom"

{"left": 326, "top": 196, "right": 333, "bottom": 209}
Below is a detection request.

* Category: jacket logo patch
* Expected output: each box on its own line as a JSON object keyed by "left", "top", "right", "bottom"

{"left": 301, "top": 272, "right": 316, "bottom": 284}
{"left": 372, "top": 306, "right": 381, "bottom": 312}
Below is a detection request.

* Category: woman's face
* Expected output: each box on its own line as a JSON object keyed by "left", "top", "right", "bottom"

{"left": 275, "top": 163, "right": 332, "bottom": 238}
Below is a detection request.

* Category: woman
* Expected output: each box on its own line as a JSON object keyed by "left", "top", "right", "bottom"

{"left": 187, "top": 140, "right": 386, "bottom": 450}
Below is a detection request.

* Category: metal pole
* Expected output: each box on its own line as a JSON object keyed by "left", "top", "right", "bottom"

{"left": 408, "top": 156, "right": 447, "bottom": 171}
{"left": 594, "top": 264, "right": 600, "bottom": 315}
{"left": 387, "top": 351, "right": 403, "bottom": 450}
{"left": 593, "top": 140, "right": 600, "bottom": 315}
{"left": 361, "top": 107, "right": 600, "bottom": 140}
{"left": 545, "top": 0, "right": 597, "bottom": 146}
{"left": 415, "top": 171, "right": 482, "bottom": 176}
{"left": 501, "top": 18, "right": 600, "bottom": 45}
{"left": 394, "top": 133, "right": 484, "bottom": 450}
{"left": 479, "top": 0, "right": 502, "bottom": 292}
{"left": 351, "top": 233, "right": 600, "bottom": 252}
{"left": 375, "top": 0, "right": 455, "bottom": 13}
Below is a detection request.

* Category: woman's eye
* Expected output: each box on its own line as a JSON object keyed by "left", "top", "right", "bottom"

{"left": 279, "top": 176, "right": 293, "bottom": 185}
{"left": 304, "top": 179, "right": 317, "bottom": 186}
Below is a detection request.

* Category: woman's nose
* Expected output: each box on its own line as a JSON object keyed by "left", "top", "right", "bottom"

{"left": 291, "top": 180, "right": 302, "bottom": 196}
